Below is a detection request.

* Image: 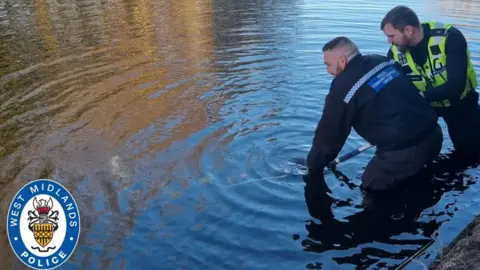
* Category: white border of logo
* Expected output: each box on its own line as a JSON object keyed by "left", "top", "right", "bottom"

{"left": 6, "top": 179, "right": 81, "bottom": 270}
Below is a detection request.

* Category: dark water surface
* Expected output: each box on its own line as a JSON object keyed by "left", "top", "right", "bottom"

{"left": 1, "top": 0, "right": 480, "bottom": 269}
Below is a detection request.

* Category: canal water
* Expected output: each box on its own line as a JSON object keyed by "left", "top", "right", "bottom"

{"left": 1, "top": 0, "right": 480, "bottom": 269}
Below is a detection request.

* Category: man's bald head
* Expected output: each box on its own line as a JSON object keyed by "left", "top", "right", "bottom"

{"left": 322, "top": 36, "right": 360, "bottom": 76}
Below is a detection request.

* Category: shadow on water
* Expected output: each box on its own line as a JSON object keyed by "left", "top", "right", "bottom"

{"left": 302, "top": 153, "right": 479, "bottom": 269}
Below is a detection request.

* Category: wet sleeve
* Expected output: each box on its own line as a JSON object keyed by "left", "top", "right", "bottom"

{"left": 306, "top": 84, "right": 352, "bottom": 173}
{"left": 423, "top": 27, "right": 468, "bottom": 102}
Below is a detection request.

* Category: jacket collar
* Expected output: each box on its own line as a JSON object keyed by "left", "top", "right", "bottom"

{"left": 343, "top": 53, "right": 362, "bottom": 72}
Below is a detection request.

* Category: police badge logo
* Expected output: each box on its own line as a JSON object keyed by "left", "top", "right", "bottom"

{"left": 7, "top": 179, "right": 81, "bottom": 270}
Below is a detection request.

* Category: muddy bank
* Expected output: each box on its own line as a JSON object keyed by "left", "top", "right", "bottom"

{"left": 429, "top": 215, "right": 480, "bottom": 269}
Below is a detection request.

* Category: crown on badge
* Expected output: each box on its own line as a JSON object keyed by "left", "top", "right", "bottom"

{"left": 36, "top": 206, "right": 51, "bottom": 214}
{"left": 33, "top": 197, "right": 53, "bottom": 214}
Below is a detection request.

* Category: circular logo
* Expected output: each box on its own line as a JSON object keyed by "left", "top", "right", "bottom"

{"left": 7, "top": 179, "right": 81, "bottom": 270}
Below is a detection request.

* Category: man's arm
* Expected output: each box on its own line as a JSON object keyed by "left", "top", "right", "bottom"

{"left": 423, "top": 27, "right": 468, "bottom": 102}
{"left": 306, "top": 88, "right": 353, "bottom": 173}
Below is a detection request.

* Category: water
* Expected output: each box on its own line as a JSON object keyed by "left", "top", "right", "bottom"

{"left": 0, "top": 0, "right": 480, "bottom": 269}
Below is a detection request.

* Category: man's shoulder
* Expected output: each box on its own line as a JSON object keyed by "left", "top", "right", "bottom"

{"left": 329, "top": 56, "right": 391, "bottom": 101}
{"left": 421, "top": 20, "right": 458, "bottom": 29}
{"left": 364, "top": 54, "right": 391, "bottom": 62}
{"left": 362, "top": 54, "right": 396, "bottom": 70}
{"left": 445, "top": 25, "right": 466, "bottom": 41}
{"left": 329, "top": 76, "right": 349, "bottom": 94}
{"left": 420, "top": 21, "right": 467, "bottom": 51}
{"left": 328, "top": 73, "right": 357, "bottom": 102}
{"left": 447, "top": 25, "right": 462, "bottom": 34}
{"left": 386, "top": 48, "right": 394, "bottom": 59}
{"left": 422, "top": 21, "right": 464, "bottom": 38}
{"left": 443, "top": 25, "right": 468, "bottom": 50}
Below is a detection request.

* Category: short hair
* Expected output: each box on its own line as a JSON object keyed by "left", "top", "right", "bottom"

{"left": 381, "top": 5, "right": 421, "bottom": 31}
{"left": 322, "top": 36, "right": 359, "bottom": 54}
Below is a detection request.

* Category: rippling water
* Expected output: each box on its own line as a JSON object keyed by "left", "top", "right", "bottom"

{"left": 1, "top": 0, "right": 480, "bottom": 269}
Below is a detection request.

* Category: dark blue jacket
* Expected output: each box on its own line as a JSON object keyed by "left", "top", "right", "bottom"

{"left": 307, "top": 53, "right": 439, "bottom": 172}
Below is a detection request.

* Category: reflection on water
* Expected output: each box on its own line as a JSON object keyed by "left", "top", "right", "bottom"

{"left": 0, "top": 0, "right": 479, "bottom": 269}
{"left": 303, "top": 153, "right": 477, "bottom": 269}
{"left": 430, "top": 0, "right": 480, "bottom": 21}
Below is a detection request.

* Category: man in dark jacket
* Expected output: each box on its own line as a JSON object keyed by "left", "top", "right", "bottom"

{"left": 306, "top": 36, "right": 443, "bottom": 192}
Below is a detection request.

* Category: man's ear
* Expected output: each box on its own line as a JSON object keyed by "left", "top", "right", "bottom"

{"left": 339, "top": 55, "right": 348, "bottom": 68}
{"left": 404, "top": 25, "right": 414, "bottom": 37}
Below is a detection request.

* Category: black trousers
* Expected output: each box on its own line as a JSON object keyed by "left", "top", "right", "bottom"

{"left": 361, "top": 124, "right": 443, "bottom": 192}
{"left": 435, "top": 90, "right": 480, "bottom": 157}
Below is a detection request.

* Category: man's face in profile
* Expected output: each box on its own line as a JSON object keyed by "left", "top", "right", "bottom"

{"left": 323, "top": 50, "right": 346, "bottom": 77}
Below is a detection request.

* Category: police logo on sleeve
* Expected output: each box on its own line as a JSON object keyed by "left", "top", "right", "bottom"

{"left": 7, "top": 179, "right": 81, "bottom": 270}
